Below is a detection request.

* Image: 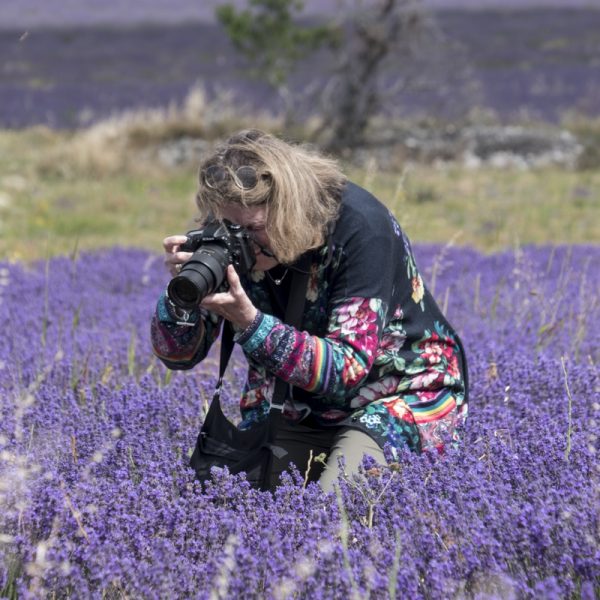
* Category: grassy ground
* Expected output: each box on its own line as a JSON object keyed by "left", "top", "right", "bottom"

{"left": 1, "top": 128, "right": 598, "bottom": 262}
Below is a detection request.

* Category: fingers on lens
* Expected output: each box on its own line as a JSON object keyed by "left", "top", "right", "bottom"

{"left": 164, "top": 237, "right": 184, "bottom": 251}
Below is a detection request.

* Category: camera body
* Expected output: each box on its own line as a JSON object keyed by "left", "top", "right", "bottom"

{"left": 167, "top": 219, "right": 256, "bottom": 309}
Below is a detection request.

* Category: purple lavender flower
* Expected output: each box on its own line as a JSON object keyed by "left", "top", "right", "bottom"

{"left": 1, "top": 245, "right": 598, "bottom": 598}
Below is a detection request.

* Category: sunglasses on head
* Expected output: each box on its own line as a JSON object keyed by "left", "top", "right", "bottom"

{"left": 201, "top": 164, "right": 261, "bottom": 191}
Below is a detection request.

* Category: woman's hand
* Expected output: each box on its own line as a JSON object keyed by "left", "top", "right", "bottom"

{"left": 163, "top": 235, "right": 193, "bottom": 278}
{"left": 200, "top": 265, "right": 258, "bottom": 330}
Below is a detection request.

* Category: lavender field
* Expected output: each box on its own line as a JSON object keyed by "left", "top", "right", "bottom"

{"left": 1, "top": 244, "right": 599, "bottom": 598}
{"left": 1, "top": 7, "right": 600, "bottom": 127}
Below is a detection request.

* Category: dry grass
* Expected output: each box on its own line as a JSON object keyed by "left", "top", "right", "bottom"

{"left": 35, "top": 84, "right": 283, "bottom": 178}
{"left": 351, "top": 161, "right": 600, "bottom": 251}
{"left": 1, "top": 101, "right": 598, "bottom": 262}
{"left": 562, "top": 111, "right": 600, "bottom": 171}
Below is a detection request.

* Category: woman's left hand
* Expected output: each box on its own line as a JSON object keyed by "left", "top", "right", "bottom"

{"left": 200, "top": 265, "right": 258, "bottom": 330}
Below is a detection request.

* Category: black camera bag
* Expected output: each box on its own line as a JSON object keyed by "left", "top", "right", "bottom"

{"left": 189, "top": 262, "right": 309, "bottom": 491}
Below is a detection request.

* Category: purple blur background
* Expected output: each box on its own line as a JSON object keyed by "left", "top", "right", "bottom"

{"left": 1, "top": 0, "right": 599, "bottom": 128}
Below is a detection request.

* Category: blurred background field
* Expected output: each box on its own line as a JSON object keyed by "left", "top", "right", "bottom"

{"left": 1, "top": 0, "right": 599, "bottom": 260}
{"left": 1, "top": 126, "right": 599, "bottom": 261}
{"left": 2, "top": 2, "right": 600, "bottom": 127}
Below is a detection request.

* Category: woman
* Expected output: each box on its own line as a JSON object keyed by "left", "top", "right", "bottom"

{"left": 151, "top": 129, "right": 468, "bottom": 492}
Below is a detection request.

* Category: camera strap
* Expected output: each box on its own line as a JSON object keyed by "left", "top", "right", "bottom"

{"left": 215, "top": 253, "right": 310, "bottom": 415}
{"left": 270, "top": 253, "right": 310, "bottom": 411}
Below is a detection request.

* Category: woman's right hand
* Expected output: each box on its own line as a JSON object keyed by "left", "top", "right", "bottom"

{"left": 163, "top": 235, "right": 193, "bottom": 278}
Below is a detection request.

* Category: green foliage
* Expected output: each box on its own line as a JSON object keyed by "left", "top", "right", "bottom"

{"left": 216, "top": 0, "right": 335, "bottom": 90}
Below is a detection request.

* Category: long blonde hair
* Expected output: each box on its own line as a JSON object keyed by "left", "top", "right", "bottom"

{"left": 195, "top": 130, "right": 347, "bottom": 264}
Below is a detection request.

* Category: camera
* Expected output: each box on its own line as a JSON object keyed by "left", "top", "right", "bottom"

{"left": 167, "top": 219, "right": 256, "bottom": 309}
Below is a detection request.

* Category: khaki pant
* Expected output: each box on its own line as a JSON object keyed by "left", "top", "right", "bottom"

{"left": 268, "top": 417, "right": 387, "bottom": 492}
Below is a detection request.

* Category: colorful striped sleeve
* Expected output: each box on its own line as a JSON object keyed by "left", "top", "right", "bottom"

{"left": 408, "top": 392, "right": 457, "bottom": 425}
{"left": 238, "top": 297, "right": 387, "bottom": 406}
{"left": 150, "top": 290, "right": 221, "bottom": 369}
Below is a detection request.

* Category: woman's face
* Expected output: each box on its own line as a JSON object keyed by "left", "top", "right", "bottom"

{"left": 219, "top": 204, "right": 279, "bottom": 271}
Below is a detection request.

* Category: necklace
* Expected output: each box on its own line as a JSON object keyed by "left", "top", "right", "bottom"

{"left": 266, "top": 267, "right": 289, "bottom": 286}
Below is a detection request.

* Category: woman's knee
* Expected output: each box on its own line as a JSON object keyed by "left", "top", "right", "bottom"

{"left": 318, "top": 428, "right": 387, "bottom": 493}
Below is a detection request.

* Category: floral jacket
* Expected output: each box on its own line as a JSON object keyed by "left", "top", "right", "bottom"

{"left": 151, "top": 182, "right": 468, "bottom": 455}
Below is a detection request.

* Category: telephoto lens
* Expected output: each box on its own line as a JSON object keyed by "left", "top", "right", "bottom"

{"left": 167, "top": 244, "right": 230, "bottom": 309}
